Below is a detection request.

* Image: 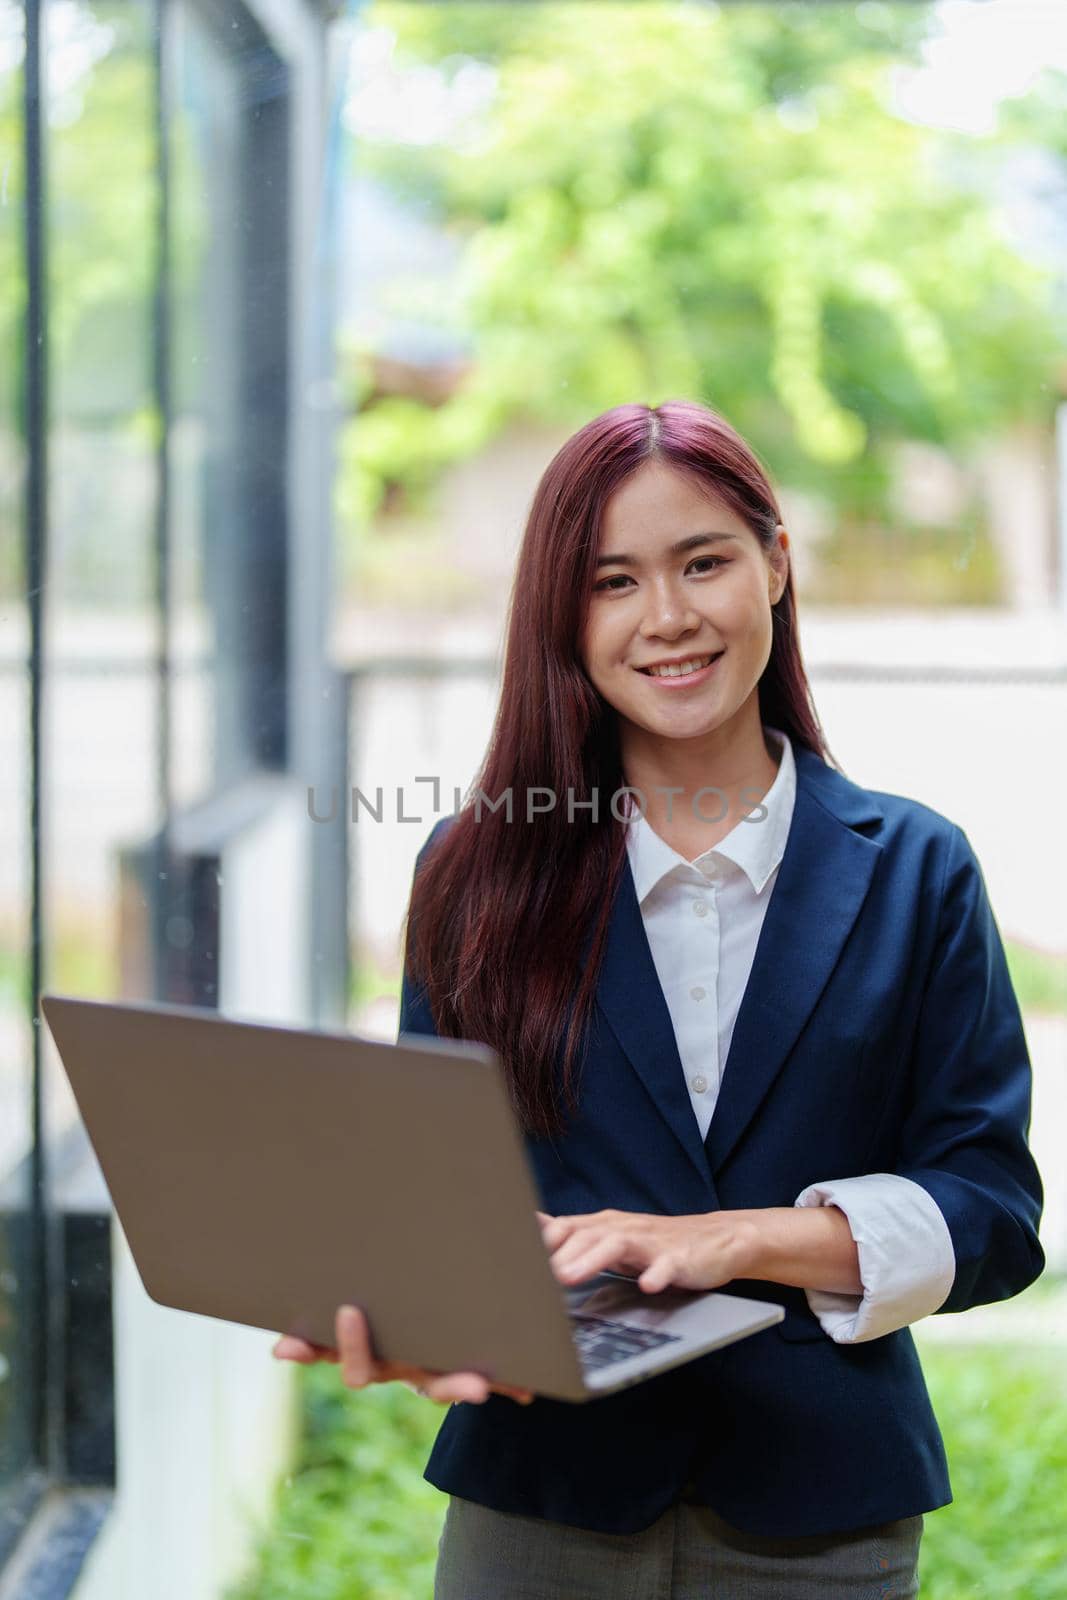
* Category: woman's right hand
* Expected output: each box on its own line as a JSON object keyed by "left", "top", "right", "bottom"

{"left": 272, "top": 1304, "right": 536, "bottom": 1407}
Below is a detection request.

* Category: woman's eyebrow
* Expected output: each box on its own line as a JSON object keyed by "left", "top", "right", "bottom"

{"left": 595, "top": 532, "right": 740, "bottom": 568}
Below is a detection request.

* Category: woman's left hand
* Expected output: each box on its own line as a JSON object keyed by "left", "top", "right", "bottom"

{"left": 535, "top": 1208, "right": 759, "bottom": 1294}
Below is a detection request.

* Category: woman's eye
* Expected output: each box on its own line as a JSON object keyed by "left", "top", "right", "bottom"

{"left": 594, "top": 557, "right": 726, "bottom": 592}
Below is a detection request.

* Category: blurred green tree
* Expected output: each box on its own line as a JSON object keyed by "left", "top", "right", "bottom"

{"left": 342, "top": 1, "right": 1064, "bottom": 566}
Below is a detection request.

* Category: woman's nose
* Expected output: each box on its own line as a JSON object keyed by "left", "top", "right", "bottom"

{"left": 639, "top": 583, "right": 701, "bottom": 636}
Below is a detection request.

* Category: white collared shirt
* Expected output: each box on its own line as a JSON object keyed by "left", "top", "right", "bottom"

{"left": 623, "top": 725, "right": 956, "bottom": 1343}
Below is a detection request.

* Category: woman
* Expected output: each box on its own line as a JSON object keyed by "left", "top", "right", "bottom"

{"left": 275, "top": 400, "right": 1044, "bottom": 1598}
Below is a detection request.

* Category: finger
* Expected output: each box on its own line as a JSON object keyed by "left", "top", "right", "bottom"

{"left": 422, "top": 1371, "right": 493, "bottom": 1405}
{"left": 543, "top": 1211, "right": 612, "bottom": 1243}
{"left": 391, "top": 1360, "right": 532, "bottom": 1405}
{"left": 336, "top": 1304, "right": 376, "bottom": 1387}
{"left": 637, "top": 1256, "right": 676, "bottom": 1294}
{"left": 272, "top": 1335, "right": 312, "bottom": 1361}
{"left": 434, "top": 1375, "right": 534, "bottom": 1406}
{"left": 553, "top": 1233, "right": 629, "bottom": 1284}
{"left": 385, "top": 1361, "right": 491, "bottom": 1406}
{"left": 273, "top": 1334, "right": 337, "bottom": 1363}
{"left": 539, "top": 1213, "right": 589, "bottom": 1246}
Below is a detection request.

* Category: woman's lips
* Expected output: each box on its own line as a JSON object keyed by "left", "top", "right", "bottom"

{"left": 636, "top": 652, "right": 724, "bottom": 688}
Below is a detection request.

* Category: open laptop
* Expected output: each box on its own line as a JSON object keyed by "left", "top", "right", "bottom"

{"left": 39, "top": 993, "right": 783, "bottom": 1402}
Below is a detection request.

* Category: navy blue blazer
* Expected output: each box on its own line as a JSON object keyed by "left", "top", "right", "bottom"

{"left": 397, "top": 743, "right": 1044, "bottom": 1538}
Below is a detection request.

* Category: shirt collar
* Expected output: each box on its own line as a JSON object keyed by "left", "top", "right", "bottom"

{"left": 624, "top": 725, "right": 796, "bottom": 903}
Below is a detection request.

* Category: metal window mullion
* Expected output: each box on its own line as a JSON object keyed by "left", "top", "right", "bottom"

{"left": 24, "top": 0, "right": 68, "bottom": 1483}
{"left": 152, "top": 0, "right": 174, "bottom": 1000}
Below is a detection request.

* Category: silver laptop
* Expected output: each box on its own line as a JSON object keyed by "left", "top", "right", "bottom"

{"left": 39, "top": 992, "right": 783, "bottom": 1402}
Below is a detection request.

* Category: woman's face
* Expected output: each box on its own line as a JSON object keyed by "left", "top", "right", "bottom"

{"left": 579, "top": 460, "right": 789, "bottom": 748}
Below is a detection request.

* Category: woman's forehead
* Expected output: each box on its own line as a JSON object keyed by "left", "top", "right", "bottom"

{"left": 601, "top": 464, "right": 744, "bottom": 536}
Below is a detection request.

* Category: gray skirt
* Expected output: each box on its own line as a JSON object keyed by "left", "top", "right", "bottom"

{"left": 433, "top": 1491, "right": 924, "bottom": 1600}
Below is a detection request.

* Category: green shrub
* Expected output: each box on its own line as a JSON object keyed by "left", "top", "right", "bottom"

{"left": 227, "top": 1329, "right": 1067, "bottom": 1599}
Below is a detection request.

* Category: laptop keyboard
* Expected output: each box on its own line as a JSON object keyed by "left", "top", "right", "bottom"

{"left": 569, "top": 1313, "right": 682, "bottom": 1372}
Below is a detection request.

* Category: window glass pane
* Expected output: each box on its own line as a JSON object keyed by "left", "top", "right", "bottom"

{"left": 43, "top": 0, "right": 159, "bottom": 1173}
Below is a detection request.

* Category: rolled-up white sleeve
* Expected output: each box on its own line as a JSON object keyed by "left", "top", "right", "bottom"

{"left": 793, "top": 1173, "right": 957, "bottom": 1343}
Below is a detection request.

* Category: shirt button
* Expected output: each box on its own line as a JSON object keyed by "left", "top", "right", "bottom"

{"left": 691, "top": 1075, "right": 708, "bottom": 1094}
{"left": 693, "top": 900, "right": 709, "bottom": 917}
{"left": 690, "top": 986, "right": 706, "bottom": 1001}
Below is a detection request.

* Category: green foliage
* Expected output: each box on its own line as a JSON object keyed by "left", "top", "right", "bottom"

{"left": 1005, "top": 940, "right": 1067, "bottom": 1016}
{"left": 342, "top": 1, "right": 1064, "bottom": 551}
{"left": 1, "top": 30, "right": 26, "bottom": 604}
{"left": 338, "top": 391, "right": 503, "bottom": 533}
{"left": 916, "top": 1338, "right": 1067, "bottom": 1598}
{"left": 349, "top": 952, "right": 402, "bottom": 1016}
{"left": 224, "top": 1374, "right": 444, "bottom": 1600}
{"left": 997, "top": 64, "right": 1067, "bottom": 160}
{"left": 43, "top": 5, "right": 156, "bottom": 406}
{"left": 0, "top": 941, "right": 26, "bottom": 1013}
{"left": 226, "top": 1334, "right": 1067, "bottom": 1599}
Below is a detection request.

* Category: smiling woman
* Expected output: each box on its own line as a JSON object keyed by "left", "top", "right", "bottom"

{"left": 400, "top": 400, "right": 831, "bottom": 1118}
{"left": 276, "top": 398, "right": 1044, "bottom": 1600}
{"left": 580, "top": 457, "right": 790, "bottom": 856}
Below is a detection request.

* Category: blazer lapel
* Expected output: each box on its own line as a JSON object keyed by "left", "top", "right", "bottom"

{"left": 703, "top": 753, "right": 883, "bottom": 1174}
{"left": 594, "top": 860, "right": 720, "bottom": 1200}
{"left": 592, "top": 744, "right": 884, "bottom": 1192}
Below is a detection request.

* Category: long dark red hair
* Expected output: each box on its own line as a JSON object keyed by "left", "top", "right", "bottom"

{"left": 403, "top": 400, "right": 837, "bottom": 1137}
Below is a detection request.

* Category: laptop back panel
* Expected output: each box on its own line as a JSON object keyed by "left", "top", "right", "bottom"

{"left": 40, "top": 995, "right": 589, "bottom": 1397}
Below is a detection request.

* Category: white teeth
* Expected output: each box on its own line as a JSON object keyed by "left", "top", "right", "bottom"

{"left": 647, "top": 655, "right": 716, "bottom": 678}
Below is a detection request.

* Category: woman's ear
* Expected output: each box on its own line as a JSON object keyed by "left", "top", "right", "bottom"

{"left": 769, "top": 525, "right": 790, "bottom": 603}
